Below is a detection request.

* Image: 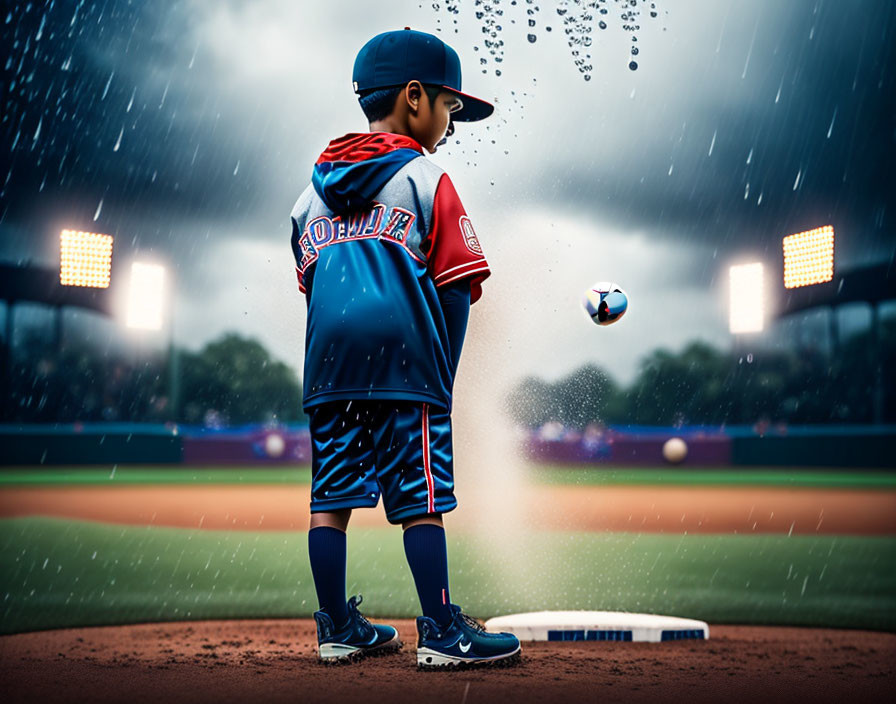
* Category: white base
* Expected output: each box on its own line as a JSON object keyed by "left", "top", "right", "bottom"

{"left": 484, "top": 611, "right": 709, "bottom": 643}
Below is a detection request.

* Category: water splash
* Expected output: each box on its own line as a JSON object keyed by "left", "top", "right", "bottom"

{"left": 429, "top": 0, "right": 665, "bottom": 81}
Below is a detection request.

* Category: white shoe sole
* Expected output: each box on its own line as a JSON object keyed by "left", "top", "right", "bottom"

{"left": 319, "top": 632, "right": 402, "bottom": 662}
{"left": 416, "top": 644, "right": 522, "bottom": 668}
{"left": 319, "top": 642, "right": 361, "bottom": 659}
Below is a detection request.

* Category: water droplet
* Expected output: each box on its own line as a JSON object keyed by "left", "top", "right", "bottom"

{"left": 629, "top": 61, "right": 638, "bottom": 71}
{"left": 631, "top": 47, "right": 639, "bottom": 55}
{"left": 599, "top": 20, "right": 607, "bottom": 29}
{"left": 527, "top": 34, "right": 537, "bottom": 43}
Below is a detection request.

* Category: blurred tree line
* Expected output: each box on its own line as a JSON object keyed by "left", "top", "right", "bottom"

{"left": 2, "top": 331, "right": 305, "bottom": 425}
{"left": 508, "top": 317, "right": 896, "bottom": 428}
{"left": 4, "top": 316, "right": 893, "bottom": 427}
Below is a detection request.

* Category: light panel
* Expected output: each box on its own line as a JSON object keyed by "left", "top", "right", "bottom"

{"left": 729, "top": 262, "right": 764, "bottom": 334}
{"left": 783, "top": 225, "right": 834, "bottom": 289}
{"left": 59, "top": 230, "right": 114, "bottom": 288}
{"left": 126, "top": 262, "right": 166, "bottom": 331}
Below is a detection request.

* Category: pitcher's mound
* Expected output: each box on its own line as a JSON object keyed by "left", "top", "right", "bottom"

{"left": 1, "top": 619, "right": 894, "bottom": 704}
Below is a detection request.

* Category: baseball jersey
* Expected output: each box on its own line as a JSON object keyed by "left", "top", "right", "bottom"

{"left": 290, "top": 132, "right": 490, "bottom": 412}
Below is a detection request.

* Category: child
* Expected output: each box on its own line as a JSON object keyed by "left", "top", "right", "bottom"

{"left": 289, "top": 28, "right": 521, "bottom": 669}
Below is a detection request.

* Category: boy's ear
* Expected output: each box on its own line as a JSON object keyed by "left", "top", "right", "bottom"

{"left": 405, "top": 81, "right": 424, "bottom": 113}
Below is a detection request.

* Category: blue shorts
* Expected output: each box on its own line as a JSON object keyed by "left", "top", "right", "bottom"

{"left": 308, "top": 400, "right": 457, "bottom": 524}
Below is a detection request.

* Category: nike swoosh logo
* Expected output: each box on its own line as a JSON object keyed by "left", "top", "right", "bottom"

{"left": 365, "top": 631, "right": 379, "bottom": 645}
{"left": 459, "top": 640, "right": 471, "bottom": 653}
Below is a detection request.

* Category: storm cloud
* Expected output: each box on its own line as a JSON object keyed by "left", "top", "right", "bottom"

{"left": 2, "top": 0, "right": 894, "bottom": 385}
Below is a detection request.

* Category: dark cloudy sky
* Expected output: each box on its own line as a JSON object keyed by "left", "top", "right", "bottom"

{"left": 2, "top": 0, "right": 894, "bottom": 388}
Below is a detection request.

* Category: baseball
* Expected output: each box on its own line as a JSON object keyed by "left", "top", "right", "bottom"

{"left": 264, "top": 432, "right": 286, "bottom": 458}
{"left": 662, "top": 437, "right": 688, "bottom": 464}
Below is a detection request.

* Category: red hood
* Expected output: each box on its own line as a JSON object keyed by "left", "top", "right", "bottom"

{"left": 316, "top": 132, "right": 425, "bottom": 165}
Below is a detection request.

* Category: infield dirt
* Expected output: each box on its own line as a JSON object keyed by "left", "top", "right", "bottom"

{"left": 1, "top": 483, "right": 893, "bottom": 534}
{"left": 2, "top": 619, "right": 894, "bottom": 704}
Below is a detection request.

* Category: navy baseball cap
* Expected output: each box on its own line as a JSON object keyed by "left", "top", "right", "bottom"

{"left": 352, "top": 28, "right": 494, "bottom": 122}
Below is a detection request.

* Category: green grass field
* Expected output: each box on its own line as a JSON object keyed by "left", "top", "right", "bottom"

{"left": 2, "top": 464, "right": 895, "bottom": 488}
{"left": 529, "top": 466, "right": 896, "bottom": 488}
{"left": 1, "top": 516, "right": 894, "bottom": 634}
{"left": 2, "top": 464, "right": 894, "bottom": 634}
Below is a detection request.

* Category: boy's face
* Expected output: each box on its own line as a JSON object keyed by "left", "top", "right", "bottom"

{"left": 407, "top": 83, "right": 463, "bottom": 154}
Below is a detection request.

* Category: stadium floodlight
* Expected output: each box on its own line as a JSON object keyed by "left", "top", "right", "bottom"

{"left": 126, "top": 262, "right": 167, "bottom": 331}
{"left": 59, "top": 230, "right": 113, "bottom": 288}
{"left": 782, "top": 225, "right": 834, "bottom": 289}
{"left": 729, "top": 262, "right": 764, "bottom": 334}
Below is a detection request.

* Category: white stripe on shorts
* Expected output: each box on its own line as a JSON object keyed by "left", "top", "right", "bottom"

{"left": 422, "top": 403, "right": 435, "bottom": 513}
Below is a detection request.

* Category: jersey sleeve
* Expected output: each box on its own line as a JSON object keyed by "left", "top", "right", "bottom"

{"left": 425, "top": 173, "right": 491, "bottom": 304}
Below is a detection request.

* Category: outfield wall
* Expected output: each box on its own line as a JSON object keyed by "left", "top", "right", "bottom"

{"left": 1, "top": 423, "right": 893, "bottom": 467}
{"left": 525, "top": 424, "right": 896, "bottom": 468}
{"left": 0, "top": 424, "right": 183, "bottom": 465}
{"left": 0, "top": 424, "right": 310, "bottom": 466}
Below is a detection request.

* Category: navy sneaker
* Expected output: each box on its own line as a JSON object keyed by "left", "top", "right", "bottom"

{"left": 416, "top": 603, "right": 521, "bottom": 669}
{"left": 313, "top": 594, "right": 402, "bottom": 662}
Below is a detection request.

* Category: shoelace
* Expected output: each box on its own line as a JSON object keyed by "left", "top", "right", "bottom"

{"left": 348, "top": 595, "right": 374, "bottom": 634}
{"left": 457, "top": 610, "right": 486, "bottom": 633}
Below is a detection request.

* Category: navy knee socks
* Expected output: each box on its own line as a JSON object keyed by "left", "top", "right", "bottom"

{"left": 310, "top": 523, "right": 453, "bottom": 631}
{"left": 308, "top": 526, "right": 349, "bottom": 629}
{"left": 403, "top": 523, "right": 453, "bottom": 627}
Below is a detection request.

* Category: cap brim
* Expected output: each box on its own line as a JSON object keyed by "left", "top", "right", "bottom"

{"left": 442, "top": 86, "right": 494, "bottom": 122}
